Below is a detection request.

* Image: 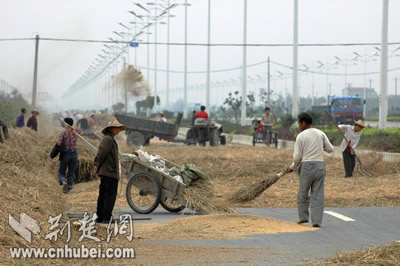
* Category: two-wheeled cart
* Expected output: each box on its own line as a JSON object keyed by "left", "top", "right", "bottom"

{"left": 120, "top": 154, "right": 193, "bottom": 214}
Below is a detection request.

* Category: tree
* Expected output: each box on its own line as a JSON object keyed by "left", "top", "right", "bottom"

{"left": 0, "top": 89, "right": 32, "bottom": 126}
{"left": 223, "top": 91, "right": 255, "bottom": 124}
{"left": 280, "top": 113, "right": 297, "bottom": 128}
{"left": 112, "top": 102, "right": 125, "bottom": 114}
{"left": 135, "top": 96, "right": 160, "bottom": 116}
{"left": 247, "top": 94, "right": 256, "bottom": 117}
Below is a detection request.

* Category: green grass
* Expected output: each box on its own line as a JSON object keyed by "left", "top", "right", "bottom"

{"left": 365, "top": 116, "right": 400, "bottom": 122}
{"left": 319, "top": 126, "right": 400, "bottom": 153}
{"left": 0, "top": 95, "right": 32, "bottom": 126}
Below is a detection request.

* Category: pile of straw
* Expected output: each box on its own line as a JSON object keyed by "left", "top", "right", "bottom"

{"left": 0, "top": 128, "right": 65, "bottom": 263}
{"left": 115, "top": 65, "right": 150, "bottom": 96}
{"left": 320, "top": 241, "right": 400, "bottom": 265}
{"left": 183, "top": 176, "right": 233, "bottom": 214}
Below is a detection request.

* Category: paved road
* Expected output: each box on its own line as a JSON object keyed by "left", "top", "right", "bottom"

{"left": 113, "top": 206, "right": 400, "bottom": 265}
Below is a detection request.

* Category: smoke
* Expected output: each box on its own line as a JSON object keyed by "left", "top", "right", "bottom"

{"left": 114, "top": 65, "right": 150, "bottom": 97}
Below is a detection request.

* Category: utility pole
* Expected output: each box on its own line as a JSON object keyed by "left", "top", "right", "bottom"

{"left": 183, "top": 0, "right": 188, "bottom": 119}
{"left": 124, "top": 57, "right": 128, "bottom": 113}
{"left": 206, "top": 0, "right": 211, "bottom": 113}
{"left": 292, "top": 0, "right": 299, "bottom": 117}
{"left": 241, "top": 0, "right": 247, "bottom": 126}
{"left": 166, "top": 0, "right": 171, "bottom": 110}
{"left": 153, "top": 0, "right": 158, "bottom": 111}
{"left": 267, "top": 57, "right": 271, "bottom": 106}
{"left": 395, "top": 77, "right": 398, "bottom": 96}
{"left": 32, "top": 35, "right": 40, "bottom": 108}
{"left": 379, "top": 0, "right": 389, "bottom": 129}
{"left": 311, "top": 62, "right": 315, "bottom": 106}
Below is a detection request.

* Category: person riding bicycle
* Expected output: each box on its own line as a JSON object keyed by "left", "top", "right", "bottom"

{"left": 261, "top": 107, "right": 275, "bottom": 144}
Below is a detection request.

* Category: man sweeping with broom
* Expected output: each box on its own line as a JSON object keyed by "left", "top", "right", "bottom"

{"left": 287, "top": 112, "right": 334, "bottom": 228}
{"left": 338, "top": 120, "right": 365, "bottom": 178}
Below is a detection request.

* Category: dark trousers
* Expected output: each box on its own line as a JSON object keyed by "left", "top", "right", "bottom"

{"left": 58, "top": 150, "right": 77, "bottom": 189}
{"left": 342, "top": 150, "right": 356, "bottom": 177}
{"left": 263, "top": 125, "right": 272, "bottom": 144}
{"left": 96, "top": 176, "right": 119, "bottom": 222}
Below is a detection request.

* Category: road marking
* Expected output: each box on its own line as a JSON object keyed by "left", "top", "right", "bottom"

{"left": 324, "top": 211, "right": 356, "bottom": 222}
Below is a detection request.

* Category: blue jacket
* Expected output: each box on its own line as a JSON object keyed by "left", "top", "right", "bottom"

{"left": 16, "top": 113, "right": 25, "bottom": 127}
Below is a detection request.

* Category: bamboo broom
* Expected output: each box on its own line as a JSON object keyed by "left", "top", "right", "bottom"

{"left": 229, "top": 170, "right": 288, "bottom": 202}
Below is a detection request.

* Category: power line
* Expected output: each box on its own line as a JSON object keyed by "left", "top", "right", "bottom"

{"left": 134, "top": 61, "right": 400, "bottom": 76}
{"left": 1, "top": 37, "right": 400, "bottom": 47}
{"left": 0, "top": 38, "right": 34, "bottom": 41}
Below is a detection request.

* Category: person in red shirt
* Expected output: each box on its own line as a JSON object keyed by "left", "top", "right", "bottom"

{"left": 195, "top": 105, "right": 208, "bottom": 121}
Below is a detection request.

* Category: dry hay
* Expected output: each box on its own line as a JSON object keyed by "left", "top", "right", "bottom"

{"left": 317, "top": 241, "right": 400, "bottom": 265}
{"left": 93, "top": 113, "right": 115, "bottom": 128}
{"left": 143, "top": 213, "right": 318, "bottom": 241}
{"left": 183, "top": 177, "right": 233, "bottom": 214}
{"left": 115, "top": 65, "right": 150, "bottom": 96}
{"left": 0, "top": 120, "right": 101, "bottom": 264}
{"left": 358, "top": 151, "right": 400, "bottom": 177}
{"left": 0, "top": 128, "right": 65, "bottom": 264}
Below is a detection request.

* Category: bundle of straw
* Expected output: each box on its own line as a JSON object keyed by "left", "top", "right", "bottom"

{"left": 229, "top": 170, "right": 287, "bottom": 202}
{"left": 183, "top": 178, "right": 233, "bottom": 214}
{"left": 115, "top": 65, "right": 150, "bottom": 96}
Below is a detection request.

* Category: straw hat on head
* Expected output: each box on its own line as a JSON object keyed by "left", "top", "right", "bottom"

{"left": 159, "top": 111, "right": 164, "bottom": 116}
{"left": 355, "top": 120, "right": 366, "bottom": 128}
{"left": 31, "top": 109, "right": 40, "bottom": 115}
{"left": 101, "top": 120, "right": 127, "bottom": 134}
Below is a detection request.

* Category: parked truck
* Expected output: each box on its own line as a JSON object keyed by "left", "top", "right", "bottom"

{"left": 115, "top": 113, "right": 183, "bottom": 146}
{"left": 312, "top": 96, "right": 364, "bottom": 124}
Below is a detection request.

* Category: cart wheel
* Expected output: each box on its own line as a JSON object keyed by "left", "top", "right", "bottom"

{"left": 127, "top": 131, "right": 145, "bottom": 146}
{"left": 220, "top": 135, "right": 226, "bottom": 145}
{"left": 126, "top": 171, "right": 161, "bottom": 214}
{"left": 209, "top": 129, "right": 220, "bottom": 146}
{"left": 186, "top": 129, "right": 194, "bottom": 145}
{"left": 160, "top": 198, "right": 185, "bottom": 213}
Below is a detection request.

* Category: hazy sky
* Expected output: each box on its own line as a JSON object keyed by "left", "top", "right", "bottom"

{"left": 1, "top": 0, "right": 400, "bottom": 110}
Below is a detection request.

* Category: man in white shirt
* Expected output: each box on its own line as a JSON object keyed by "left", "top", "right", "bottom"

{"left": 287, "top": 112, "right": 334, "bottom": 228}
{"left": 159, "top": 112, "right": 167, "bottom": 122}
{"left": 339, "top": 120, "right": 365, "bottom": 178}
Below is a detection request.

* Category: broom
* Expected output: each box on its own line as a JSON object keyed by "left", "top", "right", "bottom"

{"left": 229, "top": 169, "right": 288, "bottom": 202}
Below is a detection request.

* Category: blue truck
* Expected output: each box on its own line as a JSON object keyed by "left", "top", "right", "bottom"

{"left": 312, "top": 96, "right": 364, "bottom": 124}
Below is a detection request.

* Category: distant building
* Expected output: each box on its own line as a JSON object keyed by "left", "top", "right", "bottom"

{"left": 342, "top": 87, "right": 378, "bottom": 98}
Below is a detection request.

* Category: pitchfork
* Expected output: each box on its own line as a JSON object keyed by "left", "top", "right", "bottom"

{"left": 324, "top": 111, "right": 375, "bottom": 178}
